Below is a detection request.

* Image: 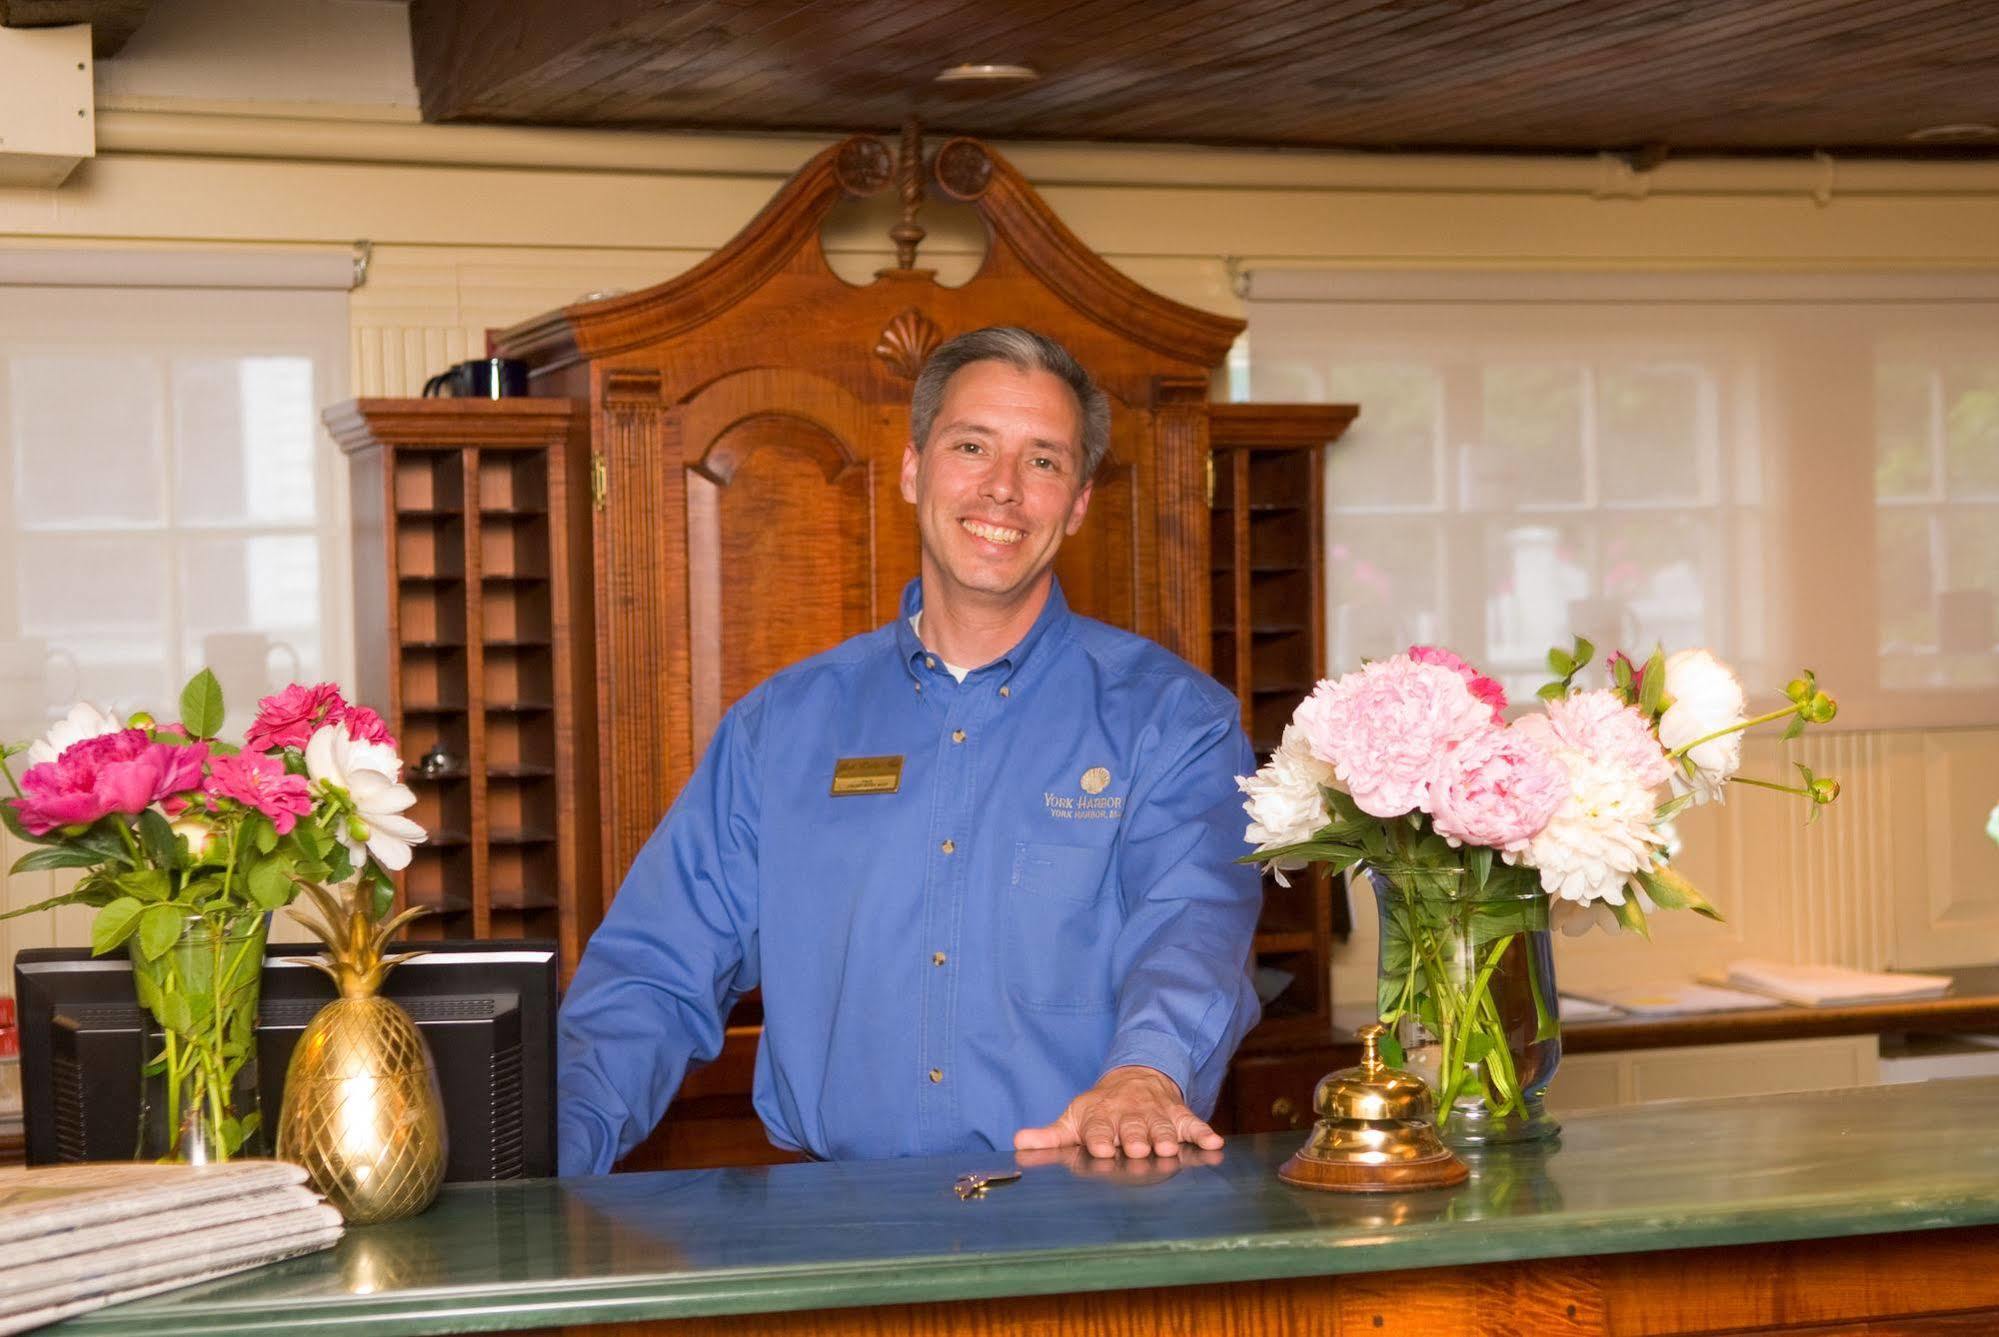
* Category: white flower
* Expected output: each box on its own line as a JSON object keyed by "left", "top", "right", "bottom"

{"left": 305, "top": 723, "right": 426, "bottom": 872}
{"left": 1657, "top": 649, "right": 1746, "bottom": 806}
{"left": 1525, "top": 747, "right": 1667, "bottom": 907}
{"left": 26, "top": 701, "right": 125, "bottom": 767}
{"left": 1238, "top": 724, "right": 1337, "bottom": 883}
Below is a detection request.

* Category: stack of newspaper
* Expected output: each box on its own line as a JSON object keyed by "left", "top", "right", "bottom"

{"left": 0, "top": 1161, "right": 342, "bottom": 1335}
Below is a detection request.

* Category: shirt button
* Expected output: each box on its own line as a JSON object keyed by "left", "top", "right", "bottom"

{"left": 998, "top": 685, "right": 1010, "bottom": 698}
{"left": 929, "top": 1068, "right": 944, "bottom": 1084}
{"left": 940, "top": 839, "right": 955, "bottom": 854}
{"left": 925, "top": 656, "right": 937, "bottom": 669}
{"left": 932, "top": 951, "right": 947, "bottom": 966}
{"left": 950, "top": 729, "right": 965, "bottom": 744}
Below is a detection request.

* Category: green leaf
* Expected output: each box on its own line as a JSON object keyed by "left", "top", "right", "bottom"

{"left": 1638, "top": 647, "right": 1669, "bottom": 716}
{"left": 1609, "top": 895, "right": 1652, "bottom": 940}
{"left": 247, "top": 813, "right": 278, "bottom": 855}
{"left": 132, "top": 964, "right": 163, "bottom": 1014}
{"left": 137, "top": 809, "right": 184, "bottom": 870}
{"left": 159, "top": 991, "right": 194, "bottom": 1035}
{"left": 1572, "top": 636, "right": 1595, "bottom": 670}
{"left": 115, "top": 868, "right": 172, "bottom": 903}
{"left": 90, "top": 898, "right": 149, "bottom": 955}
{"left": 1375, "top": 1031, "right": 1406, "bottom": 1069}
{"left": 246, "top": 856, "right": 293, "bottom": 911}
{"left": 1546, "top": 647, "right": 1574, "bottom": 677}
{"left": 1535, "top": 681, "right": 1567, "bottom": 702}
{"left": 1654, "top": 790, "right": 1696, "bottom": 823}
{"left": 180, "top": 668, "right": 226, "bottom": 739}
{"left": 1781, "top": 714, "right": 1806, "bottom": 742}
{"left": 135, "top": 902, "right": 186, "bottom": 963}
{"left": 11, "top": 843, "right": 109, "bottom": 874}
{"left": 1466, "top": 845, "right": 1494, "bottom": 893}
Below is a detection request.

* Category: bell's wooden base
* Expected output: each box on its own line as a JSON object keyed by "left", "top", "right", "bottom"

{"left": 1278, "top": 1146, "right": 1469, "bottom": 1192}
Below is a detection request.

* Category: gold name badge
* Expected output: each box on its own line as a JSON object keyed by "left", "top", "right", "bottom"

{"left": 831, "top": 755, "right": 904, "bottom": 796}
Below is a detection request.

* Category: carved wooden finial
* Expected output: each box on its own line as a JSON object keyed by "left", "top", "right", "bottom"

{"left": 889, "top": 118, "right": 926, "bottom": 269}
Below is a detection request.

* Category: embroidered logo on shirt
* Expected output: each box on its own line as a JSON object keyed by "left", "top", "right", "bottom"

{"left": 1045, "top": 768, "right": 1124, "bottom": 820}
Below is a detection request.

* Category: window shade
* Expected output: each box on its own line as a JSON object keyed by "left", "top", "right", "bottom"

{"left": 1245, "top": 269, "right": 1999, "bottom": 729}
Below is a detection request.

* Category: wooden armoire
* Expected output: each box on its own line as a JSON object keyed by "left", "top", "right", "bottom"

{"left": 334, "top": 130, "right": 1354, "bottom": 1169}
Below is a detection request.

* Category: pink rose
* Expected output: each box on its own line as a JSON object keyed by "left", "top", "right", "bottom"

{"left": 1428, "top": 725, "right": 1568, "bottom": 853}
{"left": 337, "top": 705, "right": 394, "bottom": 748}
{"left": 245, "top": 682, "right": 349, "bottom": 753}
{"left": 1294, "top": 655, "right": 1494, "bottom": 819}
{"left": 203, "top": 752, "right": 314, "bottom": 836}
{"left": 1515, "top": 689, "right": 1672, "bottom": 791}
{"left": 10, "top": 731, "right": 210, "bottom": 836}
{"left": 1408, "top": 645, "right": 1508, "bottom": 722}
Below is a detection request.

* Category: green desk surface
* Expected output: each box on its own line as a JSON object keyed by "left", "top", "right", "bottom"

{"left": 55, "top": 1077, "right": 1999, "bottom": 1336}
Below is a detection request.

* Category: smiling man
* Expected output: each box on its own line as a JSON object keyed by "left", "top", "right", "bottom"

{"left": 557, "top": 327, "right": 1262, "bottom": 1173}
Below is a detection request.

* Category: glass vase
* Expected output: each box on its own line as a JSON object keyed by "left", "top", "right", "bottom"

{"left": 1369, "top": 866, "right": 1561, "bottom": 1146}
{"left": 131, "top": 910, "right": 269, "bottom": 1163}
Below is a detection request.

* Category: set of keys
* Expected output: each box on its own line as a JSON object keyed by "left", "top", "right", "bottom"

{"left": 952, "top": 1170, "right": 1022, "bottom": 1200}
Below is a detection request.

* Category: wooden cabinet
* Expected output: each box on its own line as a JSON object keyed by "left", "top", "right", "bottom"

{"left": 326, "top": 399, "right": 601, "bottom": 976}
{"left": 1208, "top": 404, "right": 1358, "bottom": 1056}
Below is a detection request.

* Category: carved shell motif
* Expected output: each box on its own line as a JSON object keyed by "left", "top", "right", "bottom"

{"left": 874, "top": 308, "right": 943, "bottom": 381}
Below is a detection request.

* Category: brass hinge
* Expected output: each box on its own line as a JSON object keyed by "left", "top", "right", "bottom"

{"left": 590, "top": 453, "right": 608, "bottom": 511}
{"left": 1204, "top": 453, "right": 1216, "bottom": 507}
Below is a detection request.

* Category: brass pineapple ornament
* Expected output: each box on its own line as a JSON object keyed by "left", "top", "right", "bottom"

{"left": 276, "top": 882, "right": 447, "bottom": 1224}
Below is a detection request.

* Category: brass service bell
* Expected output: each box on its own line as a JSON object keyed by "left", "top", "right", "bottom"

{"left": 1277, "top": 1023, "right": 1469, "bottom": 1192}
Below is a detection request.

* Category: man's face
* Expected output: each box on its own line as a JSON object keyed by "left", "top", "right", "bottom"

{"left": 900, "top": 360, "right": 1094, "bottom": 606}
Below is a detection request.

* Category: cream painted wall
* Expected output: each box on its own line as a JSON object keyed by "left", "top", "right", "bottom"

{"left": 4, "top": 99, "right": 1998, "bottom": 995}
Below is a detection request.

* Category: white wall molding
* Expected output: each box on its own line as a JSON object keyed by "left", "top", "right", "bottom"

{"left": 92, "top": 100, "right": 1999, "bottom": 199}
{"left": 0, "top": 245, "right": 357, "bottom": 289}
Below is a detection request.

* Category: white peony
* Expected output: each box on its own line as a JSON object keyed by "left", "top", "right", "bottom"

{"left": 1657, "top": 649, "right": 1746, "bottom": 806}
{"left": 1525, "top": 747, "right": 1668, "bottom": 907}
{"left": 25, "top": 701, "right": 125, "bottom": 767}
{"left": 305, "top": 723, "right": 426, "bottom": 872}
{"left": 1238, "top": 724, "right": 1338, "bottom": 883}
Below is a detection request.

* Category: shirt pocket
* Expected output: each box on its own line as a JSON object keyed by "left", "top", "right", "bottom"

{"left": 1004, "top": 841, "right": 1118, "bottom": 1012}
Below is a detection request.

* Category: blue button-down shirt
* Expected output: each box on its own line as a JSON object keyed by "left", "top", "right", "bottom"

{"left": 557, "top": 579, "right": 1262, "bottom": 1172}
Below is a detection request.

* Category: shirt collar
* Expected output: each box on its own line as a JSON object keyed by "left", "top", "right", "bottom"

{"left": 895, "top": 576, "right": 1072, "bottom": 690}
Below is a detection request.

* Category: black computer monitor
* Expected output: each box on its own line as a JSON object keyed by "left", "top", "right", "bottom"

{"left": 12, "top": 939, "right": 557, "bottom": 1180}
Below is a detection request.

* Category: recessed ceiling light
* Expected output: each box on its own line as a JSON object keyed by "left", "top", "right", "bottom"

{"left": 934, "top": 64, "right": 1039, "bottom": 84}
{"left": 1907, "top": 122, "right": 1999, "bottom": 142}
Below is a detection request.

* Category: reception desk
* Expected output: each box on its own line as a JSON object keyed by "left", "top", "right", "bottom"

{"left": 52, "top": 1078, "right": 1999, "bottom": 1336}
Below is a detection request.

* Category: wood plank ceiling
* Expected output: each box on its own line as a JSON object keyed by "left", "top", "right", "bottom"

{"left": 406, "top": 0, "right": 1999, "bottom": 157}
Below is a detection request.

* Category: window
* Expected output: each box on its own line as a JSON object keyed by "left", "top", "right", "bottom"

{"left": 0, "top": 281, "right": 352, "bottom": 744}
{"left": 1245, "top": 270, "right": 1999, "bottom": 727}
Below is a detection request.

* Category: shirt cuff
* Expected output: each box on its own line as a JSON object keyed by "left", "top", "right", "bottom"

{"left": 1099, "top": 1027, "right": 1194, "bottom": 1101}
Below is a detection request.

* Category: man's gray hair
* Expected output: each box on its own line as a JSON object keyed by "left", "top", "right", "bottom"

{"left": 908, "top": 327, "right": 1111, "bottom": 478}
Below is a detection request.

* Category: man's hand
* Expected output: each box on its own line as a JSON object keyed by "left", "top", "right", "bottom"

{"left": 1012, "top": 1065, "right": 1225, "bottom": 1159}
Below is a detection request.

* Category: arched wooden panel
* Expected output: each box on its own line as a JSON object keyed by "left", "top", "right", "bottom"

{"left": 682, "top": 370, "right": 877, "bottom": 751}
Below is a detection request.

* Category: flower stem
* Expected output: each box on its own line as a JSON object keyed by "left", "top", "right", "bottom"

{"left": 1666, "top": 704, "right": 1802, "bottom": 760}
{"left": 1728, "top": 775, "right": 1813, "bottom": 797}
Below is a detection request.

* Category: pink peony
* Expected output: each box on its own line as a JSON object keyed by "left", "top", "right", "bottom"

{"left": 245, "top": 682, "right": 349, "bottom": 753}
{"left": 1427, "top": 725, "right": 1568, "bottom": 853}
{"left": 337, "top": 704, "right": 394, "bottom": 748}
{"left": 1514, "top": 689, "right": 1673, "bottom": 791}
{"left": 203, "top": 752, "right": 314, "bottom": 835}
{"left": 10, "top": 731, "right": 209, "bottom": 836}
{"left": 1294, "top": 655, "right": 1494, "bottom": 819}
{"left": 1408, "top": 645, "right": 1507, "bottom": 723}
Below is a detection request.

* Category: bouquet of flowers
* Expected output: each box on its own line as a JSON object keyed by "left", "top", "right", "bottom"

{"left": 1239, "top": 641, "right": 1838, "bottom": 1142}
{"left": 0, "top": 672, "right": 424, "bottom": 1160}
